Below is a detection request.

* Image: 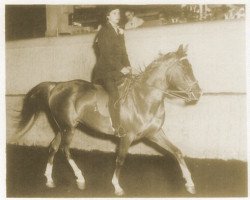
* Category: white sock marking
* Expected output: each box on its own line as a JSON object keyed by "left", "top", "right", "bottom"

{"left": 112, "top": 173, "right": 123, "bottom": 194}
{"left": 180, "top": 163, "right": 194, "bottom": 186}
{"left": 68, "top": 159, "right": 85, "bottom": 182}
{"left": 44, "top": 163, "right": 53, "bottom": 183}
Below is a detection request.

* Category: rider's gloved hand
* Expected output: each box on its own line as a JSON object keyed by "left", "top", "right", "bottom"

{"left": 121, "top": 66, "right": 132, "bottom": 75}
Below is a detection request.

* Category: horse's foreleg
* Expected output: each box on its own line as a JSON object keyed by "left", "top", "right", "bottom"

{"left": 112, "top": 135, "right": 133, "bottom": 196}
{"left": 62, "top": 130, "right": 86, "bottom": 190}
{"left": 44, "top": 133, "right": 61, "bottom": 188}
{"left": 147, "top": 129, "right": 196, "bottom": 194}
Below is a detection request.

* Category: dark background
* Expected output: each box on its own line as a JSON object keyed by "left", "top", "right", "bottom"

{"left": 5, "top": 4, "right": 244, "bottom": 41}
{"left": 5, "top": 5, "right": 46, "bottom": 41}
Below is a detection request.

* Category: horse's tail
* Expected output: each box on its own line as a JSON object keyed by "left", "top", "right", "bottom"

{"left": 12, "top": 82, "right": 56, "bottom": 143}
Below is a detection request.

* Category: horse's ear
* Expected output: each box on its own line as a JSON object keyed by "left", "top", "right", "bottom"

{"left": 176, "top": 44, "right": 184, "bottom": 56}
{"left": 183, "top": 44, "right": 189, "bottom": 53}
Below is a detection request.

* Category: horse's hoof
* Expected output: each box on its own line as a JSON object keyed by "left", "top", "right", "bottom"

{"left": 46, "top": 181, "right": 55, "bottom": 188}
{"left": 185, "top": 184, "right": 196, "bottom": 194}
{"left": 77, "top": 181, "right": 86, "bottom": 190}
{"left": 114, "top": 188, "right": 125, "bottom": 196}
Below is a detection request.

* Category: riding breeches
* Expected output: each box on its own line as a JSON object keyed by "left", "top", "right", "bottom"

{"left": 102, "top": 78, "right": 121, "bottom": 129}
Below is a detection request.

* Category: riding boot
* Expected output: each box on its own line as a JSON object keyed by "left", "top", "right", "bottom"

{"left": 108, "top": 100, "right": 127, "bottom": 138}
{"left": 103, "top": 78, "right": 127, "bottom": 137}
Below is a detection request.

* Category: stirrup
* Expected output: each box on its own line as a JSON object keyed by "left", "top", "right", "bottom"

{"left": 114, "top": 126, "right": 127, "bottom": 138}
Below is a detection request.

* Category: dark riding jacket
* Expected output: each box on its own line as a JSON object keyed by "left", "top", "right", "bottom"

{"left": 92, "top": 22, "right": 130, "bottom": 83}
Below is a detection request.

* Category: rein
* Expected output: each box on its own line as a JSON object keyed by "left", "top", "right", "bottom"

{"left": 113, "top": 54, "right": 200, "bottom": 105}
{"left": 147, "top": 80, "right": 199, "bottom": 102}
{"left": 141, "top": 56, "right": 200, "bottom": 102}
{"left": 115, "top": 75, "right": 199, "bottom": 107}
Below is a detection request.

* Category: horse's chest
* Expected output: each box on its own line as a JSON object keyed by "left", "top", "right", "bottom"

{"left": 125, "top": 102, "right": 165, "bottom": 138}
{"left": 140, "top": 104, "right": 165, "bottom": 136}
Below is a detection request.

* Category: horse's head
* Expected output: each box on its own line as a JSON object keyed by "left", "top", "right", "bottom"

{"left": 165, "top": 44, "right": 202, "bottom": 105}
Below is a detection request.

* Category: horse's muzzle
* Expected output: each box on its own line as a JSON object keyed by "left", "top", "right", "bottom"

{"left": 185, "top": 88, "right": 203, "bottom": 105}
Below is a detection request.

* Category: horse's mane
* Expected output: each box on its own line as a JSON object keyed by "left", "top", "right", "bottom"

{"left": 119, "top": 52, "right": 177, "bottom": 102}
{"left": 133, "top": 52, "right": 176, "bottom": 80}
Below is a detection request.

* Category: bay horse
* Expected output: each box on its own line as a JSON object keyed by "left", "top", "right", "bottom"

{"left": 14, "top": 44, "right": 202, "bottom": 196}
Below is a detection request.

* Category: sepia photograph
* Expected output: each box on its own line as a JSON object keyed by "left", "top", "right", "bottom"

{"left": 4, "top": 0, "right": 248, "bottom": 198}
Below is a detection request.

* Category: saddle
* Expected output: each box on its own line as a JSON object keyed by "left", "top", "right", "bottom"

{"left": 93, "top": 78, "right": 134, "bottom": 117}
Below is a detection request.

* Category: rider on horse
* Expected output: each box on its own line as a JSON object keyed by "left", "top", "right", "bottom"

{"left": 92, "top": 6, "right": 132, "bottom": 137}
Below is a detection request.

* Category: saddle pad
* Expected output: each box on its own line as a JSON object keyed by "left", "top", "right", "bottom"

{"left": 94, "top": 84, "right": 110, "bottom": 117}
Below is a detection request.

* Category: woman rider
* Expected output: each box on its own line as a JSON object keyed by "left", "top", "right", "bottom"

{"left": 92, "top": 6, "right": 132, "bottom": 137}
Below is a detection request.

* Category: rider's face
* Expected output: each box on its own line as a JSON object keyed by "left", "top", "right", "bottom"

{"left": 107, "top": 9, "right": 120, "bottom": 25}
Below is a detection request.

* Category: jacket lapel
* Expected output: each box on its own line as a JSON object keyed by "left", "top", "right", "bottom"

{"left": 107, "top": 23, "right": 119, "bottom": 37}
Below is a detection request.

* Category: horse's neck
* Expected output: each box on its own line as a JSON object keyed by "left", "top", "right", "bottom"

{"left": 139, "top": 64, "right": 169, "bottom": 100}
{"left": 130, "top": 66, "right": 167, "bottom": 115}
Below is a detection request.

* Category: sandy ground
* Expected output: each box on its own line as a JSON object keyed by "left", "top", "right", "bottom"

{"left": 7, "top": 144, "right": 247, "bottom": 197}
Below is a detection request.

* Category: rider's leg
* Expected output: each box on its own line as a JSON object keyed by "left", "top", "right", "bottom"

{"left": 103, "top": 78, "right": 126, "bottom": 137}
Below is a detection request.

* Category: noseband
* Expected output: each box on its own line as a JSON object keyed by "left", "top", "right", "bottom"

{"left": 149, "top": 80, "right": 199, "bottom": 102}
{"left": 165, "top": 80, "right": 200, "bottom": 102}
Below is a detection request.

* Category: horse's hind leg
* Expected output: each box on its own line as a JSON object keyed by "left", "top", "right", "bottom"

{"left": 146, "top": 129, "right": 196, "bottom": 194}
{"left": 44, "top": 133, "right": 61, "bottom": 188}
{"left": 112, "top": 135, "right": 133, "bottom": 196}
{"left": 62, "top": 129, "right": 86, "bottom": 190}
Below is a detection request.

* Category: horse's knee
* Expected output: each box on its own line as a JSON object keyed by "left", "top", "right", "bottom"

{"left": 48, "top": 145, "right": 59, "bottom": 164}
{"left": 49, "top": 143, "right": 59, "bottom": 154}
{"left": 64, "top": 149, "right": 70, "bottom": 159}
{"left": 50, "top": 141, "right": 61, "bottom": 153}
{"left": 49, "top": 146, "right": 58, "bottom": 155}
{"left": 116, "top": 156, "right": 125, "bottom": 166}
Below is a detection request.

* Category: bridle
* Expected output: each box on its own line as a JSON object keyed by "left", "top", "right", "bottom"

{"left": 118, "top": 55, "right": 202, "bottom": 103}
{"left": 147, "top": 56, "right": 201, "bottom": 102}
{"left": 149, "top": 80, "right": 200, "bottom": 102}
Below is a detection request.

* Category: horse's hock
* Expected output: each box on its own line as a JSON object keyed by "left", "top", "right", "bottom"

{"left": 6, "top": 20, "right": 246, "bottom": 161}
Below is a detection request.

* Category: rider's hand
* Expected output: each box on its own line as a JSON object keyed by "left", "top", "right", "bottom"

{"left": 121, "top": 66, "right": 131, "bottom": 75}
